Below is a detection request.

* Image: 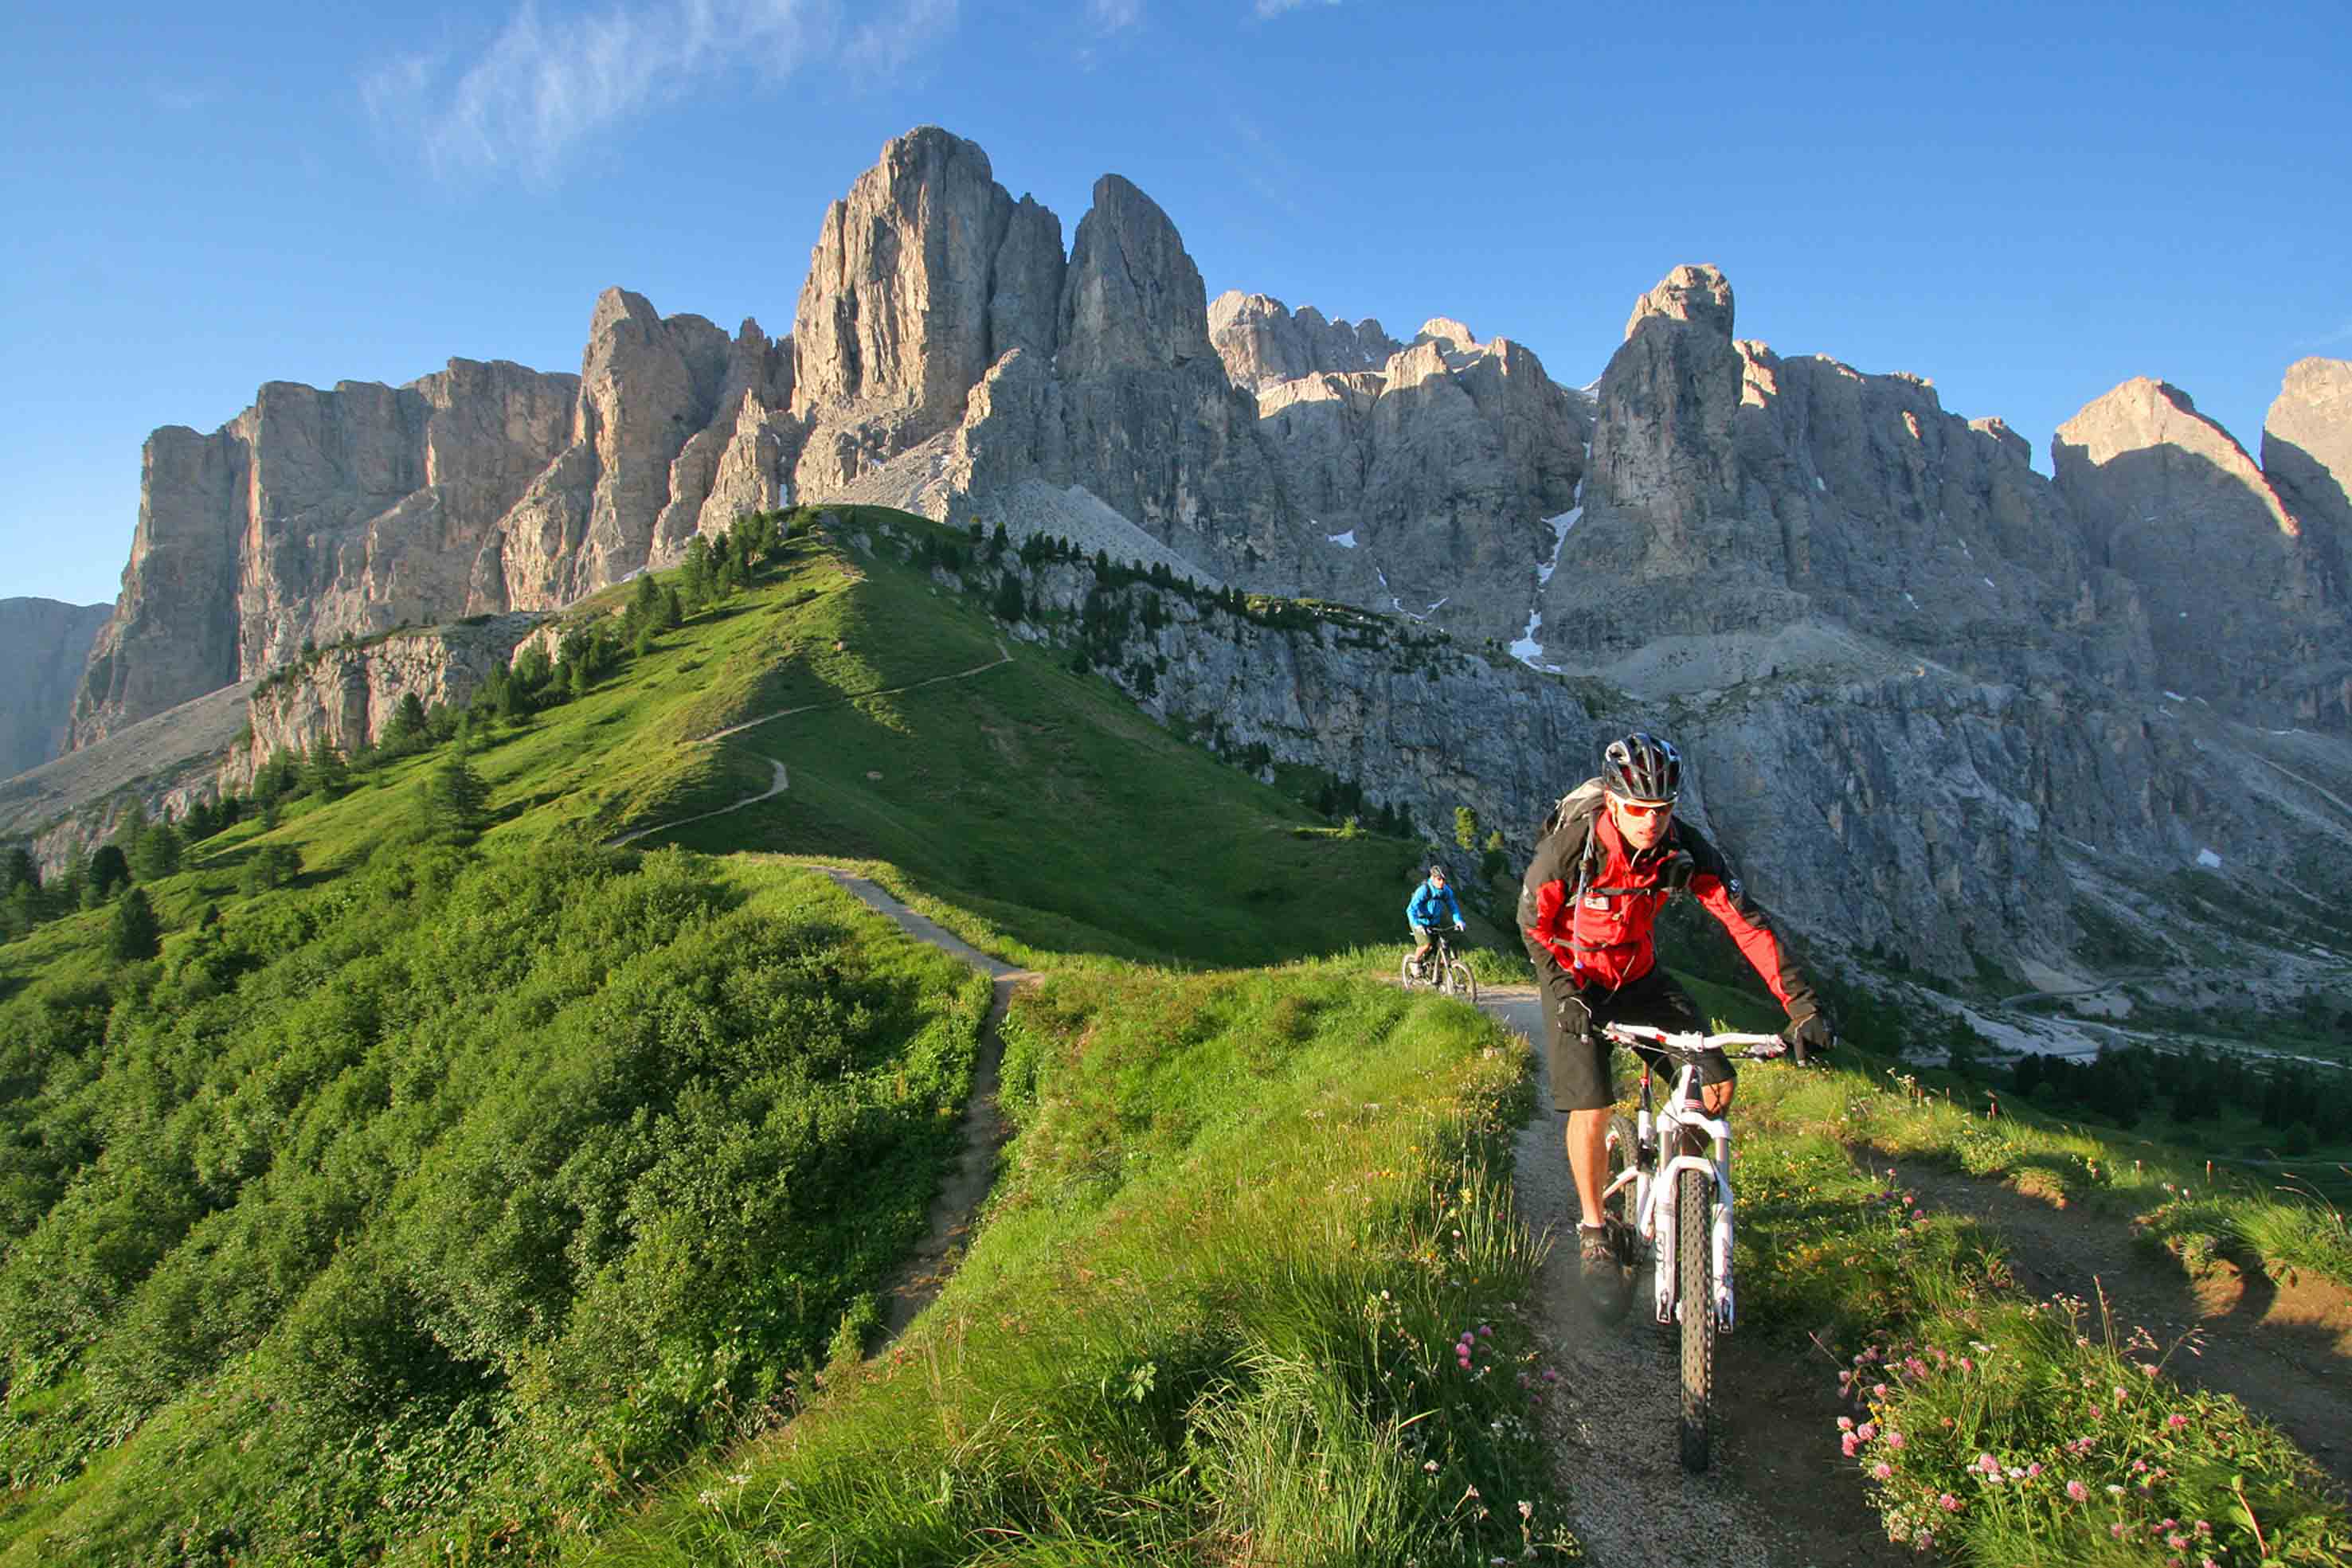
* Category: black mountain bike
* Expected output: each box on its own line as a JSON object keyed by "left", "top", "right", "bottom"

{"left": 1399, "top": 932, "right": 1477, "bottom": 1003}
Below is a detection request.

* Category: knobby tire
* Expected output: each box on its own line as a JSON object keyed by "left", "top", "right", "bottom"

{"left": 1603, "top": 1112, "right": 1641, "bottom": 1269}
{"left": 1677, "top": 1162, "right": 1714, "bottom": 1472}
{"left": 1445, "top": 960, "right": 1477, "bottom": 1004}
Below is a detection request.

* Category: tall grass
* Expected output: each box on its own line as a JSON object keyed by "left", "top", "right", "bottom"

{"left": 1728, "top": 1053, "right": 2352, "bottom": 1566}
{"left": 577, "top": 963, "right": 1574, "bottom": 1566}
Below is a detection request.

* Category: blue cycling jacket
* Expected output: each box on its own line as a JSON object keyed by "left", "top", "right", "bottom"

{"left": 1406, "top": 878, "right": 1461, "bottom": 930}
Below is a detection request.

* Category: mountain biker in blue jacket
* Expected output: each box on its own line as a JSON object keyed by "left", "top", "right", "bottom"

{"left": 1406, "top": 865, "right": 1465, "bottom": 979}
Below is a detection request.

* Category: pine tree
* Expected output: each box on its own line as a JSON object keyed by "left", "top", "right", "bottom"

{"left": 425, "top": 753, "right": 491, "bottom": 837}
{"left": 88, "top": 843, "right": 131, "bottom": 899}
{"left": 1454, "top": 806, "right": 1481, "bottom": 853}
{"left": 131, "top": 822, "right": 182, "bottom": 882}
{"left": 108, "top": 886, "right": 161, "bottom": 963}
{"left": 1, "top": 846, "right": 33, "bottom": 895}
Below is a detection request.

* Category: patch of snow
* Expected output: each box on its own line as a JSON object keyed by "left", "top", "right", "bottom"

{"left": 2196, "top": 847, "right": 2223, "bottom": 869}
{"left": 1376, "top": 568, "right": 1390, "bottom": 588}
{"left": 1535, "top": 506, "right": 1583, "bottom": 587}
{"left": 1903, "top": 591, "right": 1919, "bottom": 608}
{"left": 2179, "top": 610, "right": 2189, "bottom": 617}
{"left": 1325, "top": 529, "right": 1357, "bottom": 549}
{"left": 1959, "top": 538, "right": 1973, "bottom": 557}
{"left": 1982, "top": 577, "right": 1996, "bottom": 590}
{"left": 1814, "top": 475, "right": 1826, "bottom": 491}
{"left": 2163, "top": 690, "right": 2186, "bottom": 702}
{"left": 1425, "top": 596, "right": 1450, "bottom": 613}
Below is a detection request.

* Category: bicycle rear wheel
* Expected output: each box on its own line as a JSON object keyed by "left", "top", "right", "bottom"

{"left": 1602, "top": 1112, "right": 1642, "bottom": 1267}
{"left": 1444, "top": 960, "right": 1478, "bottom": 1004}
{"left": 1677, "top": 1163, "right": 1714, "bottom": 1472}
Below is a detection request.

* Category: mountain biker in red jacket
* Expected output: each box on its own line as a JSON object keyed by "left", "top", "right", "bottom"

{"left": 1518, "top": 732, "right": 1836, "bottom": 1315}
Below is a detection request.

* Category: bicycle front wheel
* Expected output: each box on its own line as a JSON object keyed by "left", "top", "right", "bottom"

{"left": 1444, "top": 960, "right": 1477, "bottom": 1004}
{"left": 1677, "top": 1163, "right": 1714, "bottom": 1472}
{"left": 1399, "top": 949, "right": 1419, "bottom": 989}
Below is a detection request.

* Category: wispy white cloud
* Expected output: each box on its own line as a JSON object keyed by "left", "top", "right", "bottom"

{"left": 363, "top": 0, "right": 953, "bottom": 182}
{"left": 1253, "top": 0, "right": 1339, "bottom": 17}
{"left": 1088, "top": 0, "right": 1143, "bottom": 29}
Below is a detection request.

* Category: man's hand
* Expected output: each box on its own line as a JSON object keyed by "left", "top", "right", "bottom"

{"left": 1558, "top": 994, "right": 1593, "bottom": 1041}
{"left": 1454, "top": 920, "right": 1466, "bottom": 931}
{"left": 1784, "top": 1010, "right": 1836, "bottom": 1065}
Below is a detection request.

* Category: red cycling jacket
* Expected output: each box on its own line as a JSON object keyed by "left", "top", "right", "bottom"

{"left": 1516, "top": 792, "right": 1821, "bottom": 1019}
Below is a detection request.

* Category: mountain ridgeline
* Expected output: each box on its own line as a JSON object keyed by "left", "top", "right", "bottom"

{"left": 20, "top": 124, "right": 2352, "bottom": 986}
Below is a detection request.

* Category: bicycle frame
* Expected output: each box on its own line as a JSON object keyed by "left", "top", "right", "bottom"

{"left": 1598, "top": 1026, "right": 1783, "bottom": 1332}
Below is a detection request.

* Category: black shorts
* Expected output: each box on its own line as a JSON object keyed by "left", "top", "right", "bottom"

{"left": 1524, "top": 940, "right": 1728, "bottom": 1112}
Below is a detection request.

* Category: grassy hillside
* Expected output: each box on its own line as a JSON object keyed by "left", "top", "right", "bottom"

{"left": 572, "top": 961, "right": 1555, "bottom": 1567}
{"left": 0, "top": 510, "right": 1460, "bottom": 1562}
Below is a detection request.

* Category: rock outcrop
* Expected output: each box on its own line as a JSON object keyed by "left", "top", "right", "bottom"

{"left": 69, "top": 358, "right": 578, "bottom": 748}
{"left": 787, "top": 128, "right": 1062, "bottom": 492}
{"left": 0, "top": 599, "right": 111, "bottom": 781}
{"left": 1208, "top": 291, "right": 1401, "bottom": 387}
{"left": 237, "top": 614, "right": 547, "bottom": 780}
{"left": 472, "top": 295, "right": 792, "bottom": 612}
{"left": 2055, "top": 377, "right": 2347, "bottom": 726}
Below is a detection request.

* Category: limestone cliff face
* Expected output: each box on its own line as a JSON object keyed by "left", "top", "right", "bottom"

{"left": 69, "top": 358, "right": 577, "bottom": 749}
{"left": 846, "top": 511, "right": 2352, "bottom": 981}
{"left": 1208, "top": 290, "right": 1401, "bottom": 388}
{"left": 0, "top": 599, "right": 111, "bottom": 781}
{"left": 788, "top": 127, "right": 1062, "bottom": 492}
{"left": 236, "top": 614, "right": 547, "bottom": 784}
{"left": 472, "top": 293, "right": 792, "bottom": 612}
{"left": 2055, "top": 377, "right": 2347, "bottom": 727}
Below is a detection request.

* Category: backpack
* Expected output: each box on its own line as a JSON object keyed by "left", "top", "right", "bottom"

{"left": 1536, "top": 778, "right": 1610, "bottom": 905}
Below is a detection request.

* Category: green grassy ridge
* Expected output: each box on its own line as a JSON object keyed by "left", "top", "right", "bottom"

{"left": 1, "top": 518, "right": 1475, "bottom": 1562}
{"left": 1726, "top": 1054, "right": 2352, "bottom": 1565}
{"left": 0, "top": 843, "right": 991, "bottom": 1563}
{"left": 570, "top": 960, "right": 1572, "bottom": 1567}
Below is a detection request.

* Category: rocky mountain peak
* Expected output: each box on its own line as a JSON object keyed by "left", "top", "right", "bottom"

{"left": 1623, "top": 263, "right": 1735, "bottom": 341}
{"left": 2264, "top": 357, "right": 2352, "bottom": 545}
{"left": 2054, "top": 375, "right": 2338, "bottom": 723}
{"left": 1412, "top": 317, "right": 1478, "bottom": 351}
{"left": 1206, "top": 290, "right": 1399, "bottom": 389}
{"left": 1058, "top": 174, "right": 1211, "bottom": 381}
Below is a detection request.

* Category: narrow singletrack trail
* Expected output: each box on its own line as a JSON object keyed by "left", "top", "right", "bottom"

{"left": 815, "top": 868, "right": 1037, "bottom": 1337}
{"left": 601, "top": 640, "right": 1010, "bottom": 849}
{"left": 1881, "top": 1157, "right": 2352, "bottom": 1488}
{"left": 1473, "top": 983, "right": 1909, "bottom": 1568}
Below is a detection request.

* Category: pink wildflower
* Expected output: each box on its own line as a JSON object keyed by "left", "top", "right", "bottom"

{"left": 1975, "top": 1453, "right": 2000, "bottom": 1476}
{"left": 1872, "top": 1382, "right": 1888, "bottom": 1398}
{"left": 2027, "top": 1463, "right": 2043, "bottom": 1478}
{"left": 2167, "top": 1534, "right": 2188, "bottom": 1550}
{"left": 2111, "top": 1523, "right": 2131, "bottom": 1539}
{"left": 2068, "top": 1480, "right": 2090, "bottom": 1501}
{"left": 2167, "top": 1414, "right": 2188, "bottom": 1429}
{"left": 1872, "top": 1461, "right": 1892, "bottom": 1480}
{"left": 1856, "top": 1422, "right": 1877, "bottom": 1442}
{"left": 1939, "top": 1494, "right": 1961, "bottom": 1513}
{"left": 1841, "top": 1434, "right": 1859, "bottom": 1457}
{"left": 1837, "top": 1416, "right": 1855, "bottom": 1432}
{"left": 1958, "top": 1357, "right": 1974, "bottom": 1373}
{"left": 1885, "top": 1429, "right": 1905, "bottom": 1450}
{"left": 1912, "top": 1209, "right": 1925, "bottom": 1221}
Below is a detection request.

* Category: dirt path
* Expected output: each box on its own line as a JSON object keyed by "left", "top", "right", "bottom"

{"left": 813, "top": 868, "right": 1038, "bottom": 1338}
{"left": 1882, "top": 1156, "right": 2352, "bottom": 1487}
{"left": 699, "top": 643, "right": 1012, "bottom": 742}
{"left": 1481, "top": 984, "right": 1910, "bottom": 1567}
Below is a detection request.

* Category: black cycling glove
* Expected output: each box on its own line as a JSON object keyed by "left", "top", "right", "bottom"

{"left": 1784, "top": 1010, "right": 1836, "bottom": 1065}
{"left": 1557, "top": 994, "right": 1593, "bottom": 1042}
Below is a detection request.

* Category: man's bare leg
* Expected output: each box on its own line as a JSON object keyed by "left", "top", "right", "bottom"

{"left": 1566, "top": 1106, "right": 1610, "bottom": 1228}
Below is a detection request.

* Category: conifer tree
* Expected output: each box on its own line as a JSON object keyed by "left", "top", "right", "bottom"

{"left": 425, "top": 753, "right": 491, "bottom": 837}
{"left": 131, "top": 821, "right": 182, "bottom": 882}
{"left": 108, "top": 886, "right": 161, "bottom": 962}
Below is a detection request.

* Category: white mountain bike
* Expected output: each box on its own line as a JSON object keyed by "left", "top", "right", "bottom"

{"left": 1595, "top": 1022, "right": 1791, "bottom": 1472}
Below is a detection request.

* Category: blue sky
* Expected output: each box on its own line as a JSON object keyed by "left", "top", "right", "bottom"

{"left": 6, "top": 0, "right": 2346, "bottom": 608}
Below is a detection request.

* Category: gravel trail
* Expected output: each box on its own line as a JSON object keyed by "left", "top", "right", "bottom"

{"left": 1481, "top": 984, "right": 1909, "bottom": 1568}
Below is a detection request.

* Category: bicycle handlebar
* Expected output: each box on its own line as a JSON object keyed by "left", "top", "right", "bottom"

{"left": 1599, "top": 1023, "right": 1789, "bottom": 1062}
